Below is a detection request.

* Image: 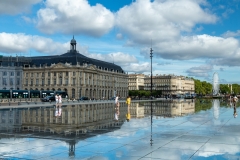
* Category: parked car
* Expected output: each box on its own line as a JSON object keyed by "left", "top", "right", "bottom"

{"left": 41, "top": 96, "right": 55, "bottom": 102}
{"left": 79, "top": 96, "right": 89, "bottom": 100}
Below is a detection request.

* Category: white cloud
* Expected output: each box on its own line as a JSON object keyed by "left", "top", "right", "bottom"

{"left": 123, "top": 62, "right": 150, "bottom": 73}
{"left": 87, "top": 52, "right": 138, "bottom": 64}
{"left": 140, "top": 34, "right": 240, "bottom": 60}
{"left": 222, "top": 30, "right": 240, "bottom": 38}
{"left": 0, "top": 32, "right": 69, "bottom": 55}
{"left": 186, "top": 64, "right": 213, "bottom": 77}
{"left": 36, "top": 0, "right": 114, "bottom": 37}
{"left": 0, "top": 0, "right": 41, "bottom": 15}
{"left": 116, "top": 0, "right": 217, "bottom": 45}
{"left": 116, "top": 33, "right": 123, "bottom": 40}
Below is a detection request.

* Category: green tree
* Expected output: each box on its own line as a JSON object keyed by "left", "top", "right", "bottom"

{"left": 220, "top": 84, "right": 230, "bottom": 94}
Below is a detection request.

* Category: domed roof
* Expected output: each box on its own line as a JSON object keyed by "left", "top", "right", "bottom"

{"left": 71, "top": 36, "right": 76, "bottom": 43}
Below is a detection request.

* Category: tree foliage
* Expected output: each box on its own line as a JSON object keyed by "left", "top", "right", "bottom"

{"left": 193, "top": 79, "right": 212, "bottom": 95}
{"left": 129, "top": 90, "right": 162, "bottom": 97}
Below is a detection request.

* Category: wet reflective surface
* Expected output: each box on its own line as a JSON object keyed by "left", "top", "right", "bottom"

{"left": 0, "top": 99, "right": 240, "bottom": 159}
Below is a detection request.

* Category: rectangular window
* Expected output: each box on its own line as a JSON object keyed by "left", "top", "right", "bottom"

{"left": 73, "top": 72, "right": 76, "bottom": 76}
{"left": 10, "top": 72, "right": 14, "bottom": 76}
{"left": 26, "top": 73, "right": 28, "bottom": 77}
{"left": 65, "top": 78, "right": 68, "bottom": 85}
{"left": 17, "top": 71, "right": 20, "bottom": 76}
{"left": 3, "top": 71, "right": 7, "bottom": 76}
{"left": 48, "top": 72, "right": 50, "bottom": 76}
{"left": 36, "top": 79, "right": 39, "bottom": 85}
{"left": 10, "top": 78, "right": 13, "bottom": 85}
{"left": 54, "top": 78, "right": 56, "bottom": 85}
{"left": 36, "top": 73, "right": 39, "bottom": 77}
{"left": 48, "top": 79, "right": 50, "bottom": 85}
{"left": 2, "top": 78, "right": 7, "bottom": 85}
{"left": 25, "top": 79, "right": 28, "bottom": 85}
{"left": 17, "top": 78, "right": 20, "bottom": 85}
{"left": 31, "top": 73, "right": 34, "bottom": 77}
{"left": 66, "top": 72, "right": 68, "bottom": 76}
{"left": 59, "top": 78, "right": 62, "bottom": 85}
{"left": 42, "top": 72, "right": 44, "bottom": 77}
{"left": 54, "top": 72, "right": 56, "bottom": 76}
{"left": 42, "top": 79, "right": 44, "bottom": 85}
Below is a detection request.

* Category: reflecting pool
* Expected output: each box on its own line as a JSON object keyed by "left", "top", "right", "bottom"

{"left": 0, "top": 99, "right": 240, "bottom": 159}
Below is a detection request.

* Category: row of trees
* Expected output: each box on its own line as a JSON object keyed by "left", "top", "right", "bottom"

{"left": 193, "top": 78, "right": 240, "bottom": 95}
{"left": 129, "top": 90, "right": 162, "bottom": 97}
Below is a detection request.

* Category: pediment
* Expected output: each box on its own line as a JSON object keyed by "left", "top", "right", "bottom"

{"left": 50, "top": 63, "right": 69, "bottom": 69}
{"left": 86, "top": 64, "right": 97, "bottom": 70}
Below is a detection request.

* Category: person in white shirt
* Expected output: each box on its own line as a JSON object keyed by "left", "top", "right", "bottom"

{"left": 233, "top": 95, "right": 238, "bottom": 107}
{"left": 55, "top": 94, "right": 59, "bottom": 105}
{"left": 115, "top": 95, "right": 120, "bottom": 111}
{"left": 59, "top": 94, "right": 62, "bottom": 103}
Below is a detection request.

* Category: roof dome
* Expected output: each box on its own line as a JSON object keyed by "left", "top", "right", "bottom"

{"left": 71, "top": 36, "right": 76, "bottom": 43}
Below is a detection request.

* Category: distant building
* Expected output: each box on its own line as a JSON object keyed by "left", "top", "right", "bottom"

{"left": 144, "top": 74, "right": 195, "bottom": 96}
{"left": 128, "top": 74, "right": 145, "bottom": 90}
{"left": 0, "top": 56, "right": 30, "bottom": 90}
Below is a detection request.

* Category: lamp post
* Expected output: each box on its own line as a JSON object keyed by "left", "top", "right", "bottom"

{"left": 150, "top": 47, "right": 153, "bottom": 146}
{"left": 150, "top": 47, "right": 153, "bottom": 97}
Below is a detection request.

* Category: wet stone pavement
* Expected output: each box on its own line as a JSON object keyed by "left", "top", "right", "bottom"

{"left": 0, "top": 99, "right": 240, "bottom": 160}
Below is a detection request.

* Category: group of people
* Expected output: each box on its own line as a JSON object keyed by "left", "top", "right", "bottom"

{"left": 114, "top": 95, "right": 131, "bottom": 122}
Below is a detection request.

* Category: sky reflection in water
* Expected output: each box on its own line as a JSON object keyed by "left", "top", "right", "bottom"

{"left": 0, "top": 99, "right": 240, "bottom": 159}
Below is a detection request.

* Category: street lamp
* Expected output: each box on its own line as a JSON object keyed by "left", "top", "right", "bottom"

{"left": 150, "top": 47, "right": 153, "bottom": 146}
{"left": 150, "top": 47, "right": 153, "bottom": 97}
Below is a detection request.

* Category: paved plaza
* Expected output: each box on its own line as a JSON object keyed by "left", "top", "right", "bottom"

{"left": 0, "top": 99, "right": 240, "bottom": 160}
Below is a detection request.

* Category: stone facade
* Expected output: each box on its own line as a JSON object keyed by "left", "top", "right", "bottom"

{"left": 0, "top": 66, "right": 23, "bottom": 90}
{"left": 0, "top": 56, "right": 29, "bottom": 90}
{"left": 128, "top": 74, "right": 145, "bottom": 90}
{"left": 144, "top": 74, "right": 195, "bottom": 96}
{"left": 23, "top": 63, "right": 128, "bottom": 99}
{"left": 21, "top": 37, "right": 128, "bottom": 99}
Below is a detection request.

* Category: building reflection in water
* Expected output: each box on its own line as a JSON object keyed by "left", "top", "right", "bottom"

{"left": 0, "top": 100, "right": 195, "bottom": 158}
{"left": 129, "top": 99, "right": 195, "bottom": 118}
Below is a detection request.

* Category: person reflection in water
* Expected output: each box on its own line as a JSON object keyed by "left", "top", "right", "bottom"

{"left": 55, "top": 106, "right": 62, "bottom": 117}
{"left": 126, "top": 96, "right": 131, "bottom": 122}
{"left": 233, "top": 106, "right": 237, "bottom": 118}
{"left": 114, "top": 108, "right": 119, "bottom": 121}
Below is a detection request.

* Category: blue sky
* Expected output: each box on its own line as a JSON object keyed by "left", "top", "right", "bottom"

{"left": 0, "top": 0, "right": 240, "bottom": 84}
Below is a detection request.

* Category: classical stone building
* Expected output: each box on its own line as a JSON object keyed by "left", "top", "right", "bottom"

{"left": 0, "top": 56, "right": 29, "bottom": 90}
{"left": 128, "top": 74, "right": 145, "bottom": 90}
{"left": 22, "top": 37, "right": 128, "bottom": 99}
{"left": 144, "top": 74, "right": 195, "bottom": 96}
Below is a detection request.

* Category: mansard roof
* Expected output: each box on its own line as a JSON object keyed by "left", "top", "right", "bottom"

{"left": 30, "top": 50, "right": 125, "bottom": 73}
{"left": 0, "top": 38, "right": 125, "bottom": 73}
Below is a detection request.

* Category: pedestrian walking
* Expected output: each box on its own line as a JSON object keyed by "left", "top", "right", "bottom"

{"left": 115, "top": 95, "right": 120, "bottom": 109}
{"left": 55, "top": 94, "right": 59, "bottom": 106}
{"left": 126, "top": 96, "right": 131, "bottom": 109}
